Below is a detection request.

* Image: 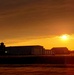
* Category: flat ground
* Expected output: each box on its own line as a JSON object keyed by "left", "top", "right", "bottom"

{"left": 0, "top": 66, "right": 74, "bottom": 75}
{"left": 0, "top": 55, "right": 74, "bottom": 64}
{"left": 0, "top": 55, "right": 74, "bottom": 75}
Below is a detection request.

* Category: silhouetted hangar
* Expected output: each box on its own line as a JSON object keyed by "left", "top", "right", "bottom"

{"left": 5, "top": 45, "right": 45, "bottom": 55}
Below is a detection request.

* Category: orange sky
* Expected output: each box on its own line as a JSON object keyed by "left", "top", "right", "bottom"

{"left": 0, "top": 0, "right": 74, "bottom": 50}
{"left": 3, "top": 34, "right": 74, "bottom": 50}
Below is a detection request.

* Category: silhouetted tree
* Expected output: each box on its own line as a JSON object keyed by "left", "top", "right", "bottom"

{"left": 0, "top": 42, "right": 5, "bottom": 55}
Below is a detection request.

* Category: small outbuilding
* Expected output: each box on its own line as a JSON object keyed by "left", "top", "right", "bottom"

{"left": 45, "top": 50, "right": 52, "bottom": 55}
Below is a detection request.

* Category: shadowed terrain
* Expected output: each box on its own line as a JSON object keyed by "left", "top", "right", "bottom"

{"left": 0, "top": 67, "right": 74, "bottom": 75}
{"left": 0, "top": 55, "right": 74, "bottom": 65}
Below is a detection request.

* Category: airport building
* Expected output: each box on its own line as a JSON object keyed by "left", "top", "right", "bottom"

{"left": 0, "top": 42, "right": 70, "bottom": 55}
{"left": 45, "top": 50, "right": 52, "bottom": 55}
{"left": 45, "top": 47, "right": 70, "bottom": 55}
{"left": 51, "top": 47, "right": 70, "bottom": 54}
{"left": 5, "top": 45, "right": 45, "bottom": 55}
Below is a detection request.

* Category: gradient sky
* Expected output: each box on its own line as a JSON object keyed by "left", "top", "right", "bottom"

{"left": 0, "top": 0, "right": 74, "bottom": 50}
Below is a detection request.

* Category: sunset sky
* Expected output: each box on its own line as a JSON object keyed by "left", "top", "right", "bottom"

{"left": 0, "top": 0, "right": 74, "bottom": 50}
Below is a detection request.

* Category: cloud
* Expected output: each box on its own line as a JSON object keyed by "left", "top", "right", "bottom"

{"left": 0, "top": 0, "right": 74, "bottom": 41}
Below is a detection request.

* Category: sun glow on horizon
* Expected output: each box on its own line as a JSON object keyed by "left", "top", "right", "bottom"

{"left": 3, "top": 34, "right": 74, "bottom": 50}
{"left": 60, "top": 34, "right": 70, "bottom": 41}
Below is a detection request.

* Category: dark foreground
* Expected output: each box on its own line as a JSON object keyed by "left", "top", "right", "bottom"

{"left": 0, "top": 56, "right": 74, "bottom": 75}
{"left": 0, "top": 66, "right": 74, "bottom": 75}
{"left": 0, "top": 55, "right": 74, "bottom": 64}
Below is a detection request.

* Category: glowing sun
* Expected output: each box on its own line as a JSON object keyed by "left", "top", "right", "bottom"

{"left": 60, "top": 34, "right": 69, "bottom": 41}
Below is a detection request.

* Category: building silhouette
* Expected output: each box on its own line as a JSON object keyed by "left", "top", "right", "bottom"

{"left": 5, "top": 45, "right": 45, "bottom": 55}
{"left": 0, "top": 42, "right": 71, "bottom": 56}
{"left": 51, "top": 47, "right": 70, "bottom": 54}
